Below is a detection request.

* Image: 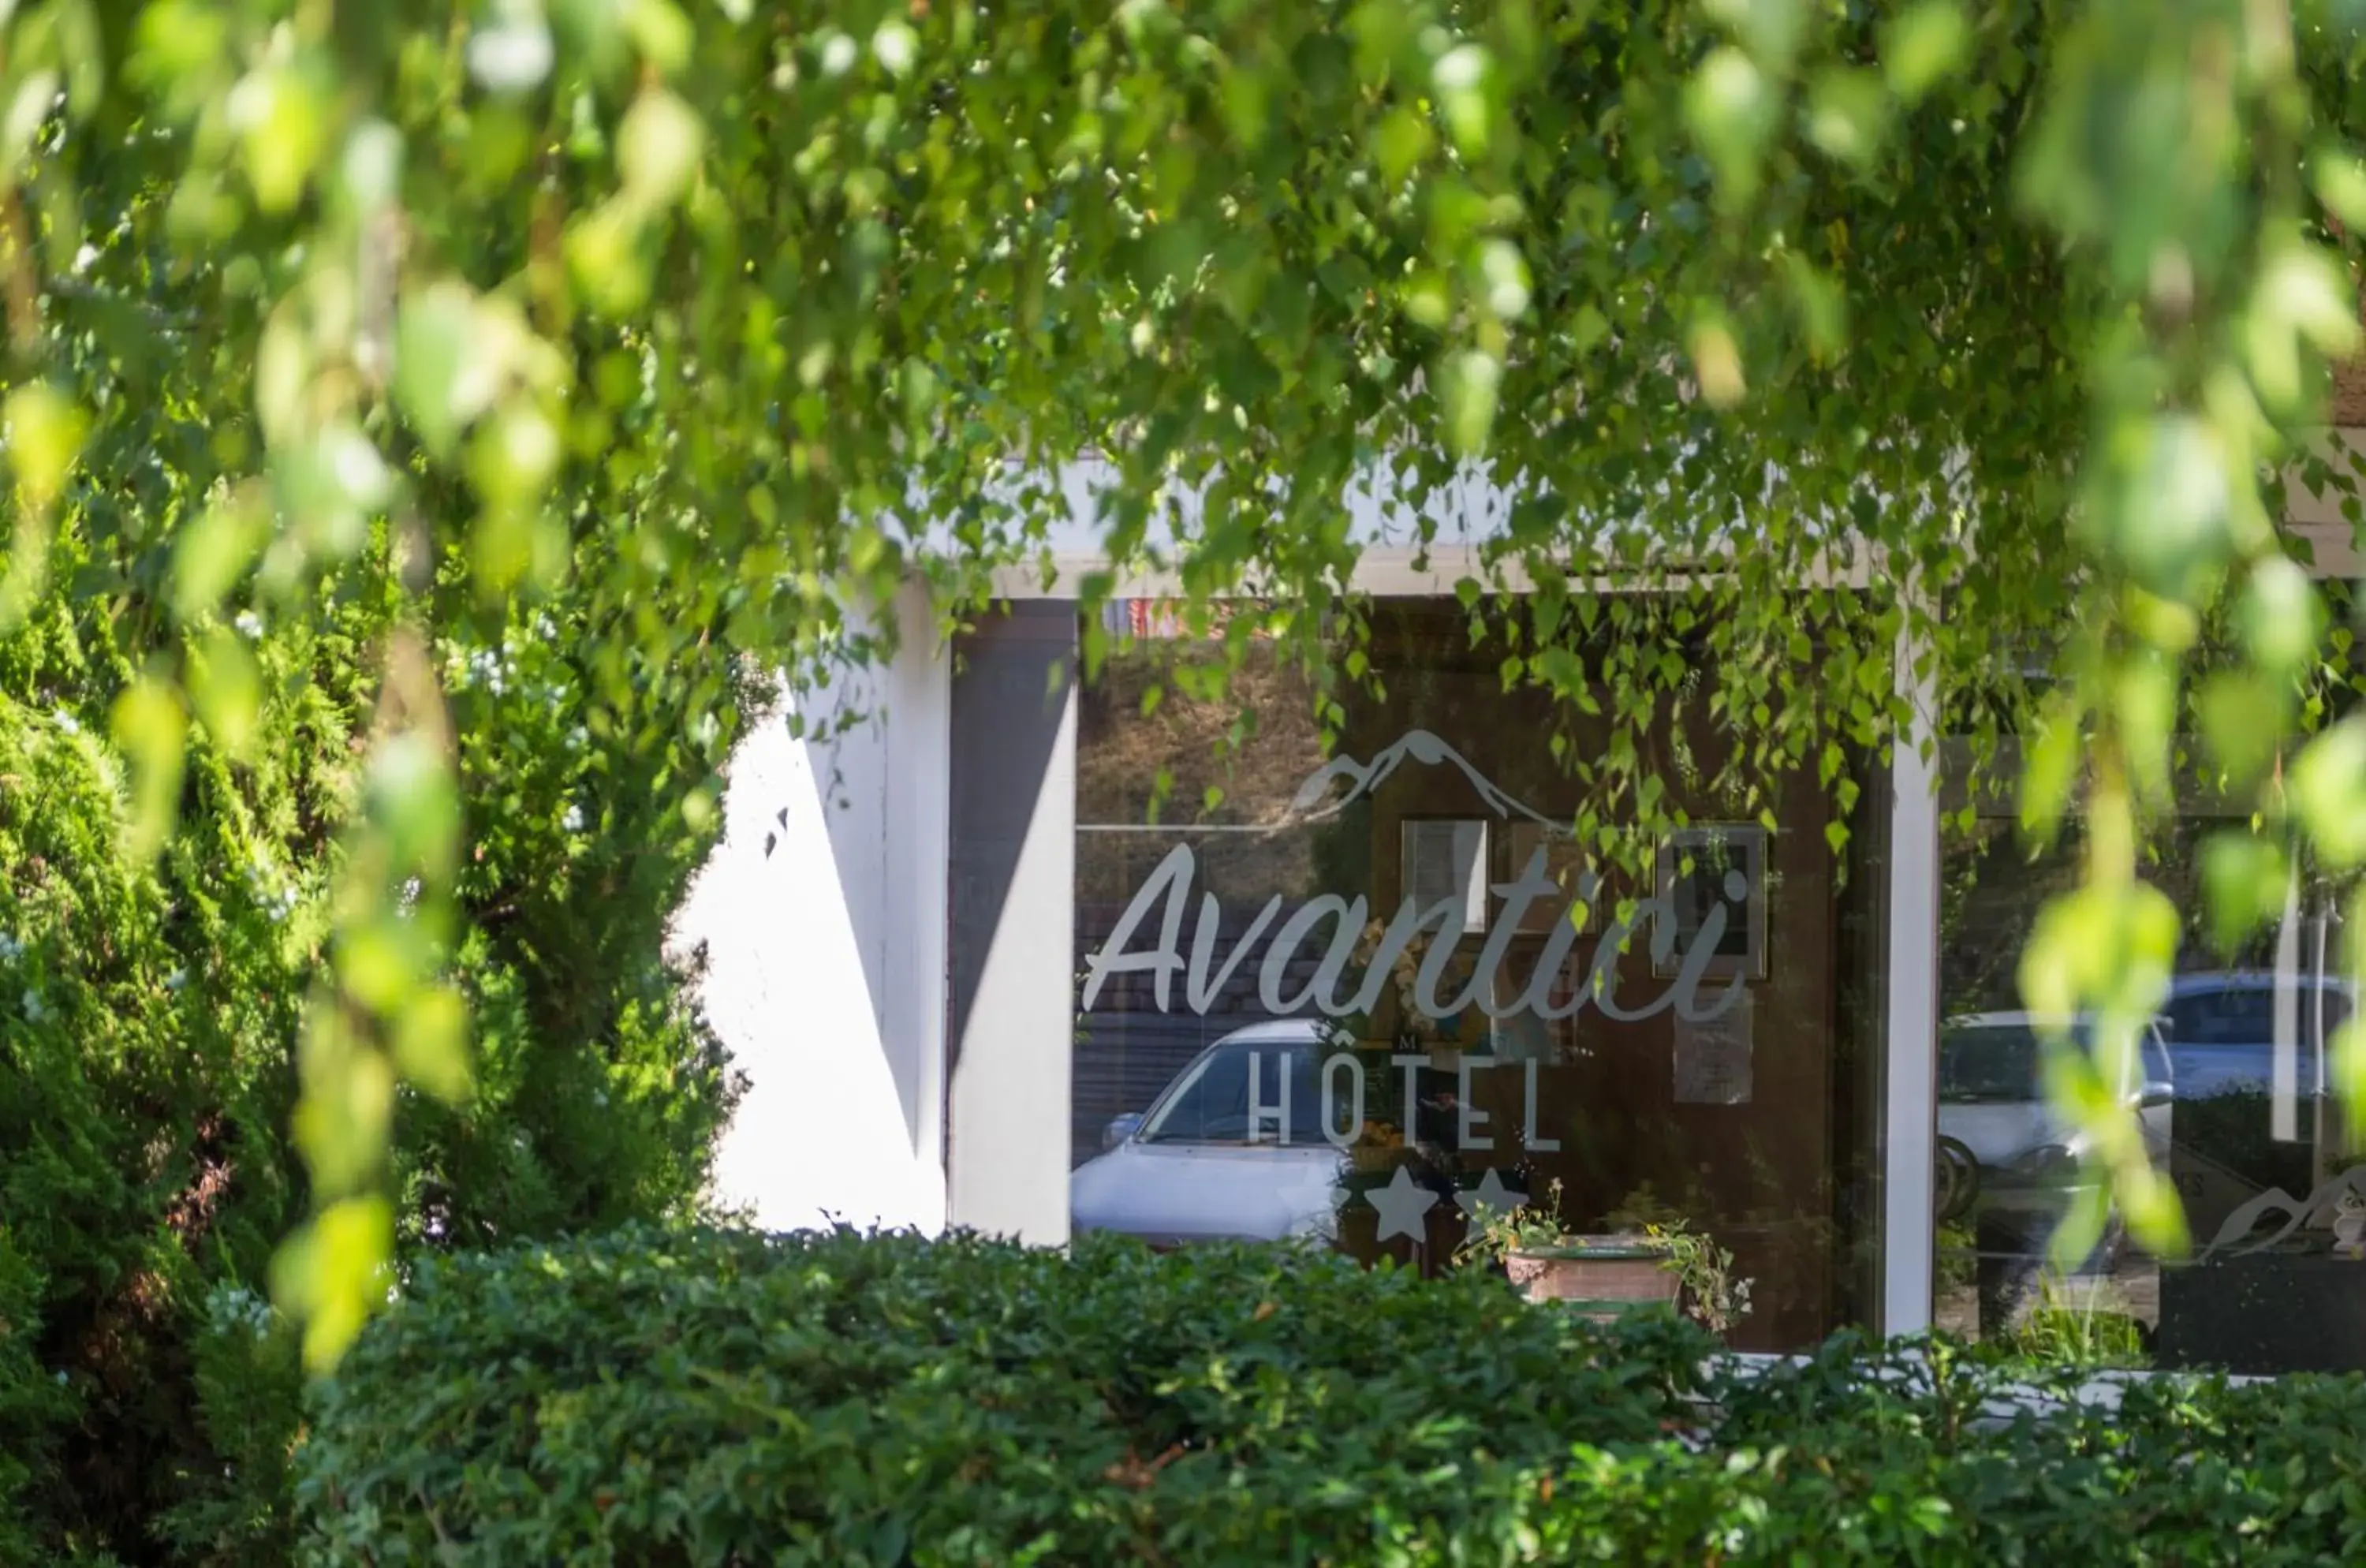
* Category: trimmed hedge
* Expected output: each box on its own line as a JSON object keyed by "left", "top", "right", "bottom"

{"left": 299, "top": 1226, "right": 2366, "bottom": 1565}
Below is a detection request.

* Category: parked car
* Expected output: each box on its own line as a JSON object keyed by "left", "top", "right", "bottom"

{"left": 1069, "top": 1020, "right": 1348, "bottom": 1245}
{"left": 1937, "top": 1010, "right": 2174, "bottom": 1177}
{"left": 2158, "top": 970, "right": 2353, "bottom": 1101}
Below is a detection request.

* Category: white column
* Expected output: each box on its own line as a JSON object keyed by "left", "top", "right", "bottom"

{"left": 1882, "top": 618, "right": 1943, "bottom": 1335}
{"left": 943, "top": 603, "right": 1078, "bottom": 1245}
{"left": 883, "top": 580, "right": 953, "bottom": 1193}
{"left": 674, "top": 584, "right": 952, "bottom": 1234}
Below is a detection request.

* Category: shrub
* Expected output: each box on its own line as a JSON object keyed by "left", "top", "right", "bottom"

{"left": 300, "top": 1226, "right": 2366, "bottom": 1566}
{"left": 1, "top": 533, "right": 743, "bottom": 1560}
{"left": 298, "top": 1226, "right": 1712, "bottom": 1564}
{"left": 151, "top": 1283, "right": 305, "bottom": 1563}
{"left": 0, "top": 689, "right": 261, "bottom": 1564}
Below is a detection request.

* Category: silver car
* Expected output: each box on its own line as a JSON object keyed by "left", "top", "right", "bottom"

{"left": 1937, "top": 1010, "right": 2174, "bottom": 1175}
{"left": 2159, "top": 971, "right": 2353, "bottom": 1101}
{"left": 1069, "top": 1020, "right": 1348, "bottom": 1245}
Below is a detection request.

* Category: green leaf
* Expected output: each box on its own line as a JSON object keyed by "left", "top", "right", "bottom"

{"left": 2200, "top": 832, "right": 2289, "bottom": 957}
{"left": 1805, "top": 67, "right": 1890, "bottom": 170}
{"left": 2262, "top": 242, "right": 2360, "bottom": 361}
{"left": 365, "top": 733, "right": 461, "bottom": 877}
{"left": 2114, "top": 654, "right": 2178, "bottom": 808}
{"left": 2043, "top": 1175, "right": 2111, "bottom": 1272}
{"left": 0, "top": 69, "right": 61, "bottom": 189}
{"left": 1440, "top": 349, "right": 1502, "bottom": 455}
{"left": 467, "top": 9, "right": 554, "bottom": 93}
{"left": 1570, "top": 303, "right": 1611, "bottom": 353}
{"left": 2105, "top": 415, "right": 2231, "bottom": 605}
{"left": 2114, "top": 1162, "right": 2190, "bottom": 1259}
{"left": 338, "top": 917, "right": 428, "bottom": 1016}
{"left": 341, "top": 117, "right": 405, "bottom": 207}
{"left": 4, "top": 382, "right": 87, "bottom": 512}
{"left": 2309, "top": 144, "right": 2366, "bottom": 230}
{"left": 1706, "top": 0, "right": 1805, "bottom": 71}
{"left": 1685, "top": 47, "right": 1773, "bottom": 206}
{"left": 2335, "top": 1017, "right": 2366, "bottom": 1122}
{"left": 393, "top": 984, "right": 473, "bottom": 1104}
{"left": 1431, "top": 44, "right": 1494, "bottom": 159}
{"left": 2018, "top": 890, "right": 2099, "bottom": 1027}
{"left": 623, "top": 0, "right": 695, "bottom": 75}
{"left": 171, "top": 493, "right": 270, "bottom": 622}
{"left": 394, "top": 286, "right": 487, "bottom": 458}
{"left": 618, "top": 87, "right": 705, "bottom": 209}
{"left": 565, "top": 200, "right": 651, "bottom": 315}
{"left": 1476, "top": 239, "right": 1532, "bottom": 319}
{"left": 2237, "top": 557, "right": 2323, "bottom": 675}
{"left": 1883, "top": 2, "right": 1969, "bottom": 105}
{"left": 110, "top": 677, "right": 187, "bottom": 864}
{"left": 1687, "top": 310, "right": 1745, "bottom": 408}
{"left": 230, "top": 64, "right": 329, "bottom": 214}
{"left": 2017, "top": 700, "right": 2082, "bottom": 842}
{"left": 468, "top": 402, "right": 562, "bottom": 509}
{"left": 1779, "top": 254, "right": 1849, "bottom": 359}
{"left": 2196, "top": 671, "right": 2285, "bottom": 788}
{"left": 1373, "top": 108, "right": 1432, "bottom": 186}
{"left": 2289, "top": 721, "right": 2366, "bottom": 868}
{"left": 188, "top": 626, "right": 263, "bottom": 759}
{"left": 872, "top": 21, "right": 919, "bottom": 79}
{"left": 272, "top": 1196, "right": 395, "bottom": 1373}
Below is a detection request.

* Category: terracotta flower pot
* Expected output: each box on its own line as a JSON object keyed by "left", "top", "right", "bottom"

{"left": 1504, "top": 1236, "right": 1679, "bottom": 1319}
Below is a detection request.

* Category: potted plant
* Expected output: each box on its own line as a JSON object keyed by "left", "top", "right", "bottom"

{"left": 1636, "top": 1218, "right": 1752, "bottom": 1335}
{"left": 1601, "top": 1180, "right": 1760, "bottom": 1334}
{"left": 1457, "top": 1179, "right": 1683, "bottom": 1320}
{"left": 1460, "top": 1180, "right": 1756, "bottom": 1333}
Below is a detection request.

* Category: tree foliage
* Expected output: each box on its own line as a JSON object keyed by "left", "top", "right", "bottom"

{"left": 6, "top": 0, "right": 2366, "bottom": 1361}
{"left": 0, "top": 501, "right": 742, "bottom": 1557}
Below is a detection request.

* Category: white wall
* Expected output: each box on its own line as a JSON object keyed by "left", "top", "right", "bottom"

{"left": 942, "top": 604, "right": 1077, "bottom": 1244}
{"left": 670, "top": 584, "right": 950, "bottom": 1234}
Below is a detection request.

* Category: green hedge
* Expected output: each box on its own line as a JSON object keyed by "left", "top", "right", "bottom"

{"left": 300, "top": 1226, "right": 2366, "bottom": 1566}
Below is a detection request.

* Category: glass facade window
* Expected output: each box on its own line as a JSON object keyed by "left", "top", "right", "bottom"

{"left": 931, "top": 589, "right": 2364, "bottom": 1372}
{"left": 1069, "top": 599, "right": 1894, "bottom": 1351}
{"left": 1935, "top": 743, "right": 2364, "bottom": 1372}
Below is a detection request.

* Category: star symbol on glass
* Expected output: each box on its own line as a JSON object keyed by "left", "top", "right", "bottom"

{"left": 1364, "top": 1163, "right": 1439, "bottom": 1243}
{"left": 1454, "top": 1167, "right": 1529, "bottom": 1225}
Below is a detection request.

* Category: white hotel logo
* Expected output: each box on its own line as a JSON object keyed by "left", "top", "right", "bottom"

{"left": 1082, "top": 730, "right": 1752, "bottom": 1026}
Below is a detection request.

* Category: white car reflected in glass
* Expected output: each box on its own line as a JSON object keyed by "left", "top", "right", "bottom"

{"left": 1937, "top": 1011, "right": 2174, "bottom": 1179}
{"left": 1070, "top": 1020, "right": 1348, "bottom": 1245}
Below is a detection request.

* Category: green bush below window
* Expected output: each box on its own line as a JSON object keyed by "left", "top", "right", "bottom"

{"left": 299, "top": 1226, "right": 2366, "bottom": 1566}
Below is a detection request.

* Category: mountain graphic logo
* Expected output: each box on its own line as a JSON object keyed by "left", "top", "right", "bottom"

{"left": 1286, "top": 728, "right": 1558, "bottom": 828}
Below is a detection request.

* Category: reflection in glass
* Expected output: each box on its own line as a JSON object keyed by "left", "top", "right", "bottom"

{"left": 1136, "top": 1033, "right": 1330, "bottom": 1146}
{"left": 1934, "top": 744, "right": 2365, "bottom": 1372}
{"left": 1069, "top": 599, "right": 1892, "bottom": 1350}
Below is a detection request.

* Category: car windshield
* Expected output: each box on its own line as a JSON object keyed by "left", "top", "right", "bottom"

{"left": 2166, "top": 981, "right": 2351, "bottom": 1044}
{"left": 1137, "top": 1038, "right": 1332, "bottom": 1145}
{"left": 2163, "top": 982, "right": 2342, "bottom": 1093}
{"left": 1939, "top": 1020, "right": 2170, "bottom": 1103}
{"left": 1939, "top": 1022, "right": 2061, "bottom": 1103}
